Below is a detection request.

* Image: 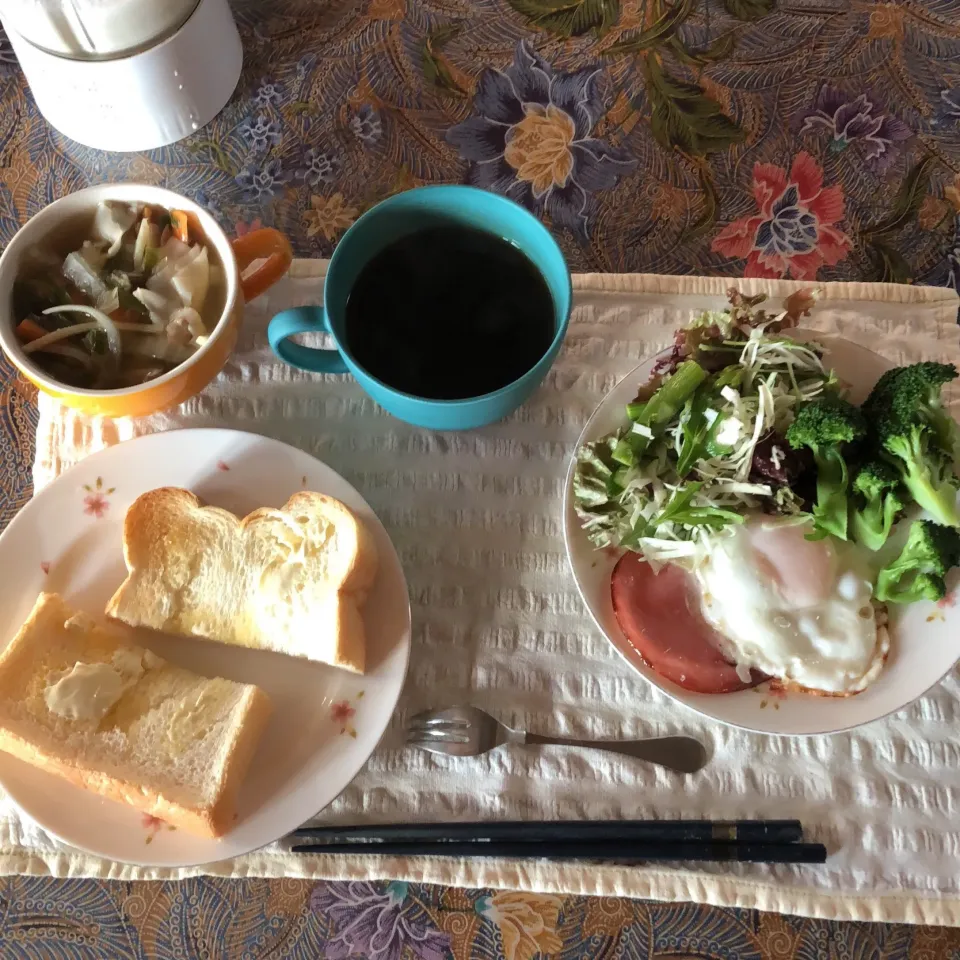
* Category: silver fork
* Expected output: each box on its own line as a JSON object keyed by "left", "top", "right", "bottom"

{"left": 406, "top": 706, "right": 707, "bottom": 774}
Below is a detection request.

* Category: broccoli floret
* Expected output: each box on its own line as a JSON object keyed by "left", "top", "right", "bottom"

{"left": 850, "top": 459, "right": 905, "bottom": 551}
{"left": 863, "top": 362, "right": 958, "bottom": 453}
{"left": 875, "top": 519, "right": 960, "bottom": 604}
{"left": 863, "top": 363, "right": 960, "bottom": 526}
{"left": 786, "top": 395, "right": 866, "bottom": 540}
{"left": 874, "top": 417, "right": 960, "bottom": 528}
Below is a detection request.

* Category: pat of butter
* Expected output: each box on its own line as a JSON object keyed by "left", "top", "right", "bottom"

{"left": 44, "top": 649, "right": 149, "bottom": 722}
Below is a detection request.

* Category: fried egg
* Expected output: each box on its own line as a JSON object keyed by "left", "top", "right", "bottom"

{"left": 693, "top": 519, "right": 887, "bottom": 694}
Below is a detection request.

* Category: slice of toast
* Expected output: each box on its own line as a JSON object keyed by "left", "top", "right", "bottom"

{"left": 105, "top": 488, "right": 378, "bottom": 673}
{"left": 0, "top": 593, "right": 272, "bottom": 838}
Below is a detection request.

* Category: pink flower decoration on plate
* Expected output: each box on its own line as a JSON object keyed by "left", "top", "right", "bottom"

{"left": 330, "top": 698, "right": 361, "bottom": 737}
{"left": 83, "top": 493, "right": 109, "bottom": 518}
{"left": 82, "top": 477, "right": 115, "bottom": 518}
{"left": 331, "top": 701, "right": 355, "bottom": 724}
{"left": 217, "top": 460, "right": 231, "bottom": 472}
{"left": 40, "top": 562, "right": 50, "bottom": 575}
{"left": 711, "top": 152, "right": 852, "bottom": 280}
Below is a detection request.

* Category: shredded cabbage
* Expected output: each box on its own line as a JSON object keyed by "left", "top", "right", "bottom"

{"left": 573, "top": 297, "right": 834, "bottom": 565}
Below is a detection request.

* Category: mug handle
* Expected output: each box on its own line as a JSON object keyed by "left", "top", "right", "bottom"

{"left": 232, "top": 228, "right": 293, "bottom": 302}
{"left": 268, "top": 306, "right": 349, "bottom": 374}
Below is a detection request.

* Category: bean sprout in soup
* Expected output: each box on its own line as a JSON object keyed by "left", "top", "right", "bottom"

{"left": 13, "top": 201, "right": 226, "bottom": 390}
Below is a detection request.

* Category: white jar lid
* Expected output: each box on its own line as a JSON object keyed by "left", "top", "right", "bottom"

{"left": 1, "top": 0, "right": 201, "bottom": 60}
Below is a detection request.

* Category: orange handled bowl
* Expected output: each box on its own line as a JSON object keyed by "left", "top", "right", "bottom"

{"left": 0, "top": 183, "right": 293, "bottom": 418}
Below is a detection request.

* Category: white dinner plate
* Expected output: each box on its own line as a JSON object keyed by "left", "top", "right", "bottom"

{"left": 0, "top": 429, "right": 411, "bottom": 866}
{"left": 563, "top": 333, "right": 960, "bottom": 736}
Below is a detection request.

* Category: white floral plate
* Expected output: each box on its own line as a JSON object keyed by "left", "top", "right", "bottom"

{"left": 0, "top": 429, "right": 411, "bottom": 866}
{"left": 563, "top": 333, "right": 960, "bottom": 736}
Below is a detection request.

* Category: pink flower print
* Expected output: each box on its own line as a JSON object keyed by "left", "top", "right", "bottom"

{"left": 331, "top": 700, "right": 355, "bottom": 728}
{"left": 82, "top": 477, "right": 114, "bottom": 518}
{"left": 83, "top": 493, "right": 109, "bottom": 518}
{"left": 330, "top": 696, "right": 362, "bottom": 737}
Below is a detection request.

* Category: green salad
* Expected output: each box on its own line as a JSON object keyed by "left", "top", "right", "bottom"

{"left": 572, "top": 289, "right": 960, "bottom": 604}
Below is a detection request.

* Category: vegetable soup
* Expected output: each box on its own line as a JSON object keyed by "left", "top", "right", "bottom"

{"left": 13, "top": 201, "right": 225, "bottom": 390}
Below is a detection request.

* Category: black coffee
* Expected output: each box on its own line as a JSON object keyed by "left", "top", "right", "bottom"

{"left": 344, "top": 226, "right": 555, "bottom": 400}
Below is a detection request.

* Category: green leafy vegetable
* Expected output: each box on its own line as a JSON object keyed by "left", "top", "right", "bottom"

{"left": 875, "top": 519, "right": 960, "bottom": 604}
{"left": 785, "top": 395, "right": 866, "bottom": 540}
{"left": 863, "top": 362, "right": 960, "bottom": 527}
{"left": 572, "top": 291, "right": 836, "bottom": 561}
{"left": 631, "top": 360, "right": 707, "bottom": 450}
{"left": 651, "top": 482, "right": 744, "bottom": 530}
{"left": 850, "top": 460, "right": 905, "bottom": 552}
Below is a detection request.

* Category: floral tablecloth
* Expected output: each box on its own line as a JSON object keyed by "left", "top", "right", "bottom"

{"left": 2, "top": 0, "right": 960, "bottom": 956}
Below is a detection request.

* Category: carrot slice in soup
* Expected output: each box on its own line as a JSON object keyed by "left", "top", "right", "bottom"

{"left": 16, "top": 318, "right": 47, "bottom": 343}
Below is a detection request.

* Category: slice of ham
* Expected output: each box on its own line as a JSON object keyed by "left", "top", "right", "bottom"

{"left": 610, "top": 552, "right": 765, "bottom": 694}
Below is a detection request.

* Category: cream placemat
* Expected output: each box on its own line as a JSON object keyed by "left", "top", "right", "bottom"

{"left": 10, "top": 263, "right": 960, "bottom": 926}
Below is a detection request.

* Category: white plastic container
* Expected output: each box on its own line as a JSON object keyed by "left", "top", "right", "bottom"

{"left": 1, "top": 0, "right": 243, "bottom": 151}
{"left": 1, "top": 0, "right": 201, "bottom": 58}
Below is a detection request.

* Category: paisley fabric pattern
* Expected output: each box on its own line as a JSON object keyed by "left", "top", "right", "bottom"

{"left": 0, "top": 878, "right": 957, "bottom": 958}
{"left": 1, "top": 0, "right": 960, "bottom": 283}
{"left": 2, "top": 0, "right": 960, "bottom": 952}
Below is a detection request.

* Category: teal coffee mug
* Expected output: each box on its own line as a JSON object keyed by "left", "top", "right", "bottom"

{"left": 267, "top": 185, "right": 571, "bottom": 431}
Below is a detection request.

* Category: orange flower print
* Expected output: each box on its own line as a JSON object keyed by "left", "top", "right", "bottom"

{"left": 711, "top": 152, "right": 852, "bottom": 280}
{"left": 476, "top": 892, "right": 563, "bottom": 960}
{"left": 504, "top": 104, "right": 577, "bottom": 197}
{"left": 304, "top": 193, "right": 358, "bottom": 242}
{"left": 446, "top": 41, "right": 636, "bottom": 241}
{"left": 82, "top": 477, "right": 115, "bottom": 519}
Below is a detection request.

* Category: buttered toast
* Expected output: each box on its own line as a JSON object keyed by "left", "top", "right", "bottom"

{"left": 106, "top": 488, "right": 378, "bottom": 673}
{"left": 0, "top": 593, "right": 271, "bottom": 838}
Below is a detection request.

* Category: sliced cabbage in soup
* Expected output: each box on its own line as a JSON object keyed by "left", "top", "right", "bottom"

{"left": 13, "top": 201, "right": 224, "bottom": 390}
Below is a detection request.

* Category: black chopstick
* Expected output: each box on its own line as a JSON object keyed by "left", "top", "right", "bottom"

{"left": 292, "top": 819, "right": 804, "bottom": 845}
{"left": 290, "top": 839, "right": 826, "bottom": 864}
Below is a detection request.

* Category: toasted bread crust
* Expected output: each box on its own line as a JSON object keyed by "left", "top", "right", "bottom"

{"left": 0, "top": 686, "right": 271, "bottom": 838}
{"left": 0, "top": 593, "right": 272, "bottom": 838}
{"left": 106, "top": 488, "right": 378, "bottom": 673}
